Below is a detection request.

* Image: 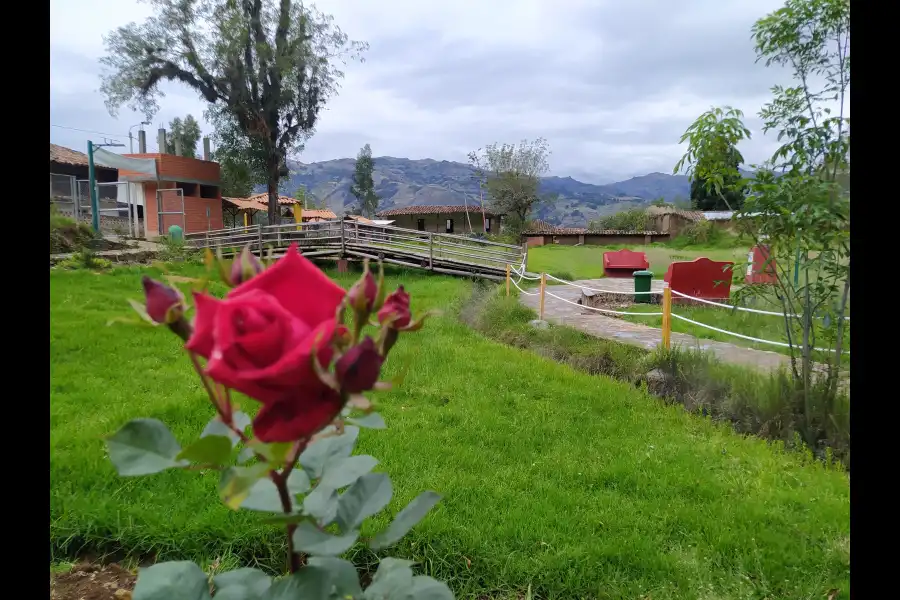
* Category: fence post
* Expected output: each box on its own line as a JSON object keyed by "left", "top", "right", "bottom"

{"left": 257, "top": 224, "right": 263, "bottom": 256}
{"left": 429, "top": 233, "right": 434, "bottom": 269}
{"left": 539, "top": 272, "right": 546, "bottom": 320}
{"left": 662, "top": 283, "right": 672, "bottom": 350}
{"left": 340, "top": 220, "right": 346, "bottom": 256}
{"left": 506, "top": 264, "right": 511, "bottom": 296}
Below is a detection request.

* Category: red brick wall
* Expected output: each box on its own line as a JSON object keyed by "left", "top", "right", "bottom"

{"left": 119, "top": 154, "right": 220, "bottom": 183}
{"left": 526, "top": 235, "right": 546, "bottom": 247}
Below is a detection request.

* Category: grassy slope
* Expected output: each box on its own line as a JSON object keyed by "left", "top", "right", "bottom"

{"left": 50, "top": 264, "right": 849, "bottom": 599}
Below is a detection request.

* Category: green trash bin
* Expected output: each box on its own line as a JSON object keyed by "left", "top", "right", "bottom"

{"left": 168, "top": 225, "right": 184, "bottom": 244}
{"left": 633, "top": 270, "right": 654, "bottom": 304}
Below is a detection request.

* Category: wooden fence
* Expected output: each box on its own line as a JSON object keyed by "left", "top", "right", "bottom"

{"left": 183, "top": 220, "right": 525, "bottom": 280}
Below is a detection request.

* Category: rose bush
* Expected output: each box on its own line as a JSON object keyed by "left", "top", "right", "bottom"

{"left": 107, "top": 243, "right": 451, "bottom": 599}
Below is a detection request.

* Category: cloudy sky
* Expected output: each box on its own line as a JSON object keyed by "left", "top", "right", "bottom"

{"left": 50, "top": 0, "right": 818, "bottom": 183}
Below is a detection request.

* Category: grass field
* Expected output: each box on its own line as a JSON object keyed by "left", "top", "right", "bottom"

{"left": 50, "top": 263, "right": 850, "bottom": 599}
{"left": 527, "top": 244, "right": 748, "bottom": 281}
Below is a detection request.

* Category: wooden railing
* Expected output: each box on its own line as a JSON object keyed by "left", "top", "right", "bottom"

{"left": 183, "top": 220, "right": 525, "bottom": 279}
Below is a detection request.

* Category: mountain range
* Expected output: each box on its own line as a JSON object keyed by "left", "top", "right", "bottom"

{"left": 281, "top": 157, "right": 692, "bottom": 226}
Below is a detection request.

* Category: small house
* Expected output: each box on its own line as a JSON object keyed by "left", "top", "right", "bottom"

{"left": 375, "top": 205, "right": 501, "bottom": 235}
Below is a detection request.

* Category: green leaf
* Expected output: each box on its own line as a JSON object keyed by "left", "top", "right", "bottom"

{"left": 219, "top": 463, "right": 271, "bottom": 510}
{"left": 299, "top": 426, "right": 360, "bottom": 479}
{"left": 409, "top": 576, "right": 454, "bottom": 599}
{"left": 237, "top": 447, "right": 255, "bottom": 464}
{"left": 304, "top": 485, "right": 339, "bottom": 526}
{"left": 247, "top": 440, "right": 293, "bottom": 467}
{"left": 212, "top": 568, "right": 271, "bottom": 600}
{"left": 107, "top": 418, "right": 186, "bottom": 476}
{"left": 261, "top": 559, "right": 361, "bottom": 600}
{"left": 364, "top": 558, "right": 415, "bottom": 599}
{"left": 370, "top": 491, "right": 442, "bottom": 551}
{"left": 201, "top": 411, "right": 250, "bottom": 447}
{"left": 177, "top": 435, "right": 232, "bottom": 466}
{"left": 319, "top": 455, "right": 379, "bottom": 490}
{"left": 347, "top": 413, "right": 387, "bottom": 429}
{"left": 241, "top": 470, "right": 311, "bottom": 513}
{"left": 307, "top": 557, "right": 363, "bottom": 598}
{"left": 132, "top": 561, "right": 211, "bottom": 600}
{"left": 336, "top": 473, "right": 393, "bottom": 533}
{"left": 292, "top": 520, "right": 359, "bottom": 556}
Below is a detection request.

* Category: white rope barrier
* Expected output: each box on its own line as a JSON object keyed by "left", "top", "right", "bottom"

{"left": 670, "top": 312, "right": 849, "bottom": 354}
{"left": 670, "top": 289, "right": 851, "bottom": 321}
{"left": 511, "top": 276, "right": 540, "bottom": 296}
{"left": 544, "top": 273, "right": 662, "bottom": 295}
{"left": 544, "top": 289, "right": 663, "bottom": 317}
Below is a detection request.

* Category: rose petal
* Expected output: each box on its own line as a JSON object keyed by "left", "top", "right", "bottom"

{"left": 185, "top": 293, "right": 222, "bottom": 358}
{"left": 252, "top": 386, "right": 344, "bottom": 442}
{"left": 229, "top": 243, "right": 345, "bottom": 328}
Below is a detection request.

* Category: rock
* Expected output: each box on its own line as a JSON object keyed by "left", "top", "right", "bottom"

{"left": 529, "top": 319, "right": 550, "bottom": 330}
{"left": 645, "top": 369, "right": 672, "bottom": 393}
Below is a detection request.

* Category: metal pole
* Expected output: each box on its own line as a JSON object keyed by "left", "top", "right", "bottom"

{"left": 87, "top": 141, "right": 100, "bottom": 233}
{"left": 129, "top": 132, "right": 134, "bottom": 154}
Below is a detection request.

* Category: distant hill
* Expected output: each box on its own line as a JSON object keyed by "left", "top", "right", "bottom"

{"left": 277, "top": 157, "right": 693, "bottom": 226}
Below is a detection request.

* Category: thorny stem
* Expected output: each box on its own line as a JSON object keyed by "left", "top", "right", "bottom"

{"left": 272, "top": 440, "right": 309, "bottom": 574}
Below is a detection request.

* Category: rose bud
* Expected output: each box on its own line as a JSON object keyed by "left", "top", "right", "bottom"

{"left": 347, "top": 262, "right": 378, "bottom": 315}
{"left": 334, "top": 336, "right": 384, "bottom": 394}
{"left": 230, "top": 247, "right": 264, "bottom": 286}
{"left": 142, "top": 276, "right": 184, "bottom": 324}
{"left": 377, "top": 286, "right": 411, "bottom": 329}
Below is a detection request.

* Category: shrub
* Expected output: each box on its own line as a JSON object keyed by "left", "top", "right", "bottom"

{"left": 50, "top": 204, "right": 97, "bottom": 254}
{"left": 56, "top": 248, "right": 113, "bottom": 271}
{"left": 589, "top": 208, "right": 652, "bottom": 232}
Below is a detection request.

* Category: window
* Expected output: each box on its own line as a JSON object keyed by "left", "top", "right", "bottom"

{"left": 485, "top": 217, "right": 492, "bottom": 232}
{"left": 445, "top": 218, "right": 454, "bottom": 234}
{"left": 417, "top": 218, "right": 425, "bottom": 231}
{"left": 199, "top": 184, "right": 219, "bottom": 199}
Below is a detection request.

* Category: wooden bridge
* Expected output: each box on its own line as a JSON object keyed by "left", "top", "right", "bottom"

{"left": 183, "top": 220, "right": 526, "bottom": 280}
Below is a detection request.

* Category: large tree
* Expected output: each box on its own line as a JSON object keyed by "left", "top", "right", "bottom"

{"left": 350, "top": 143, "right": 379, "bottom": 218}
{"left": 688, "top": 141, "right": 747, "bottom": 210}
{"left": 165, "top": 115, "right": 202, "bottom": 158}
{"left": 99, "top": 0, "right": 366, "bottom": 225}
{"left": 468, "top": 138, "right": 554, "bottom": 233}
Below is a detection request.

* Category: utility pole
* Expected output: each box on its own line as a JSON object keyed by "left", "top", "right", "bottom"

{"left": 87, "top": 140, "right": 126, "bottom": 234}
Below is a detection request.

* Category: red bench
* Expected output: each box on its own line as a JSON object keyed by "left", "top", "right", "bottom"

{"left": 745, "top": 244, "right": 777, "bottom": 285}
{"left": 603, "top": 249, "right": 650, "bottom": 278}
{"left": 664, "top": 257, "right": 735, "bottom": 303}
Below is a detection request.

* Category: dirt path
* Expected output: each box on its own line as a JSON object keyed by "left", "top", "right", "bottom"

{"left": 518, "top": 277, "right": 796, "bottom": 372}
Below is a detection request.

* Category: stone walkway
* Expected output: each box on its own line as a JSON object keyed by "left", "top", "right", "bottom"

{"left": 518, "top": 277, "right": 794, "bottom": 372}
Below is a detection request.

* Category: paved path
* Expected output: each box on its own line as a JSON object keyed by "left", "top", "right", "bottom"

{"left": 518, "top": 277, "right": 794, "bottom": 372}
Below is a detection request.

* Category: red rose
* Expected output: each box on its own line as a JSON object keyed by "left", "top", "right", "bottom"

{"left": 142, "top": 276, "right": 183, "bottom": 324}
{"left": 378, "top": 286, "right": 411, "bottom": 329}
{"left": 186, "top": 244, "right": 347, "bottom": 441}
{"left": 347, "top": 268, "right": 378, "bottom": 314}
{"left": 335, "top": 337, "right": 384, "bottom": 394}
{"left": 230, "top": 247, "right": 264, "bottom": 286}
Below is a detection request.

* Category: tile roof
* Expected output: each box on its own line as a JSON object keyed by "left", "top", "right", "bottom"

{"left": 376, "top": 205, "right": 500, "bottom": 217}
{"left": 646, "top": 205, "right": 704, "bottom": 221}
{"left": 222, "top": 196, "right": 339, "bottom": 220}
{"left": 50, "top": 143, "right": 117, "bottom": 171}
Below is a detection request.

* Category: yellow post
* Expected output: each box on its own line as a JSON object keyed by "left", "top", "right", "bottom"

{"left": 539, "top": 272, "right": 546, "bottom": 320}
{"left": 243, "top": 211, "right": 249, "bottom": 228}
{"left": 506, "top": 264, "right": 511, "bottom": 296}
{"left": 662, "top": 283, "right": 672, "bottom": 350}
{"left": 294, "top": 202, "right": 303, "bottom": 231}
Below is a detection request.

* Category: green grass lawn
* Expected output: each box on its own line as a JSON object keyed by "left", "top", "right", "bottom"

{"left": 50, "top": 263, "right": 850, "bottom": 599}
{"left": 527, "top": 244, "right": 748, "bottom": 281}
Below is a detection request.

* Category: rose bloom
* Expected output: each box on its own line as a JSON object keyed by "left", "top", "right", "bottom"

{"left": 186, "top": 244, "right": 347, "bottom": 442}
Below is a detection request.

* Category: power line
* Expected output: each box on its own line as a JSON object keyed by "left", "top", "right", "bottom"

{"left": 50, "top": 124, "right": 127, "bottom": 142}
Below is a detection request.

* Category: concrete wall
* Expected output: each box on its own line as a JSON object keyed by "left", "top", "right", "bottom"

{"left": 385, "top": 212, "right": 498, "bottom": 234}
{"left": 142, "top": 181, "right": 224, "bottom": 237}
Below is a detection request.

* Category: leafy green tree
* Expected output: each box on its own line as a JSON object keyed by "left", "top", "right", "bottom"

{"left": 99, "top": 0, "right": 366, "bottom": 225}
{"left": 678, "top": 111, "right": 750, "bottom": 211}
{"left": 674, "top": 0, "right": 850, "bottom": 447}
{"left": 350, "top": 144, "right": 379, "bottom": 218}
{"left": 468, "top": 138, "right": 554, "bottom": 234}
{"left": 165, "top": 115, "right": 202, "bottom": 158}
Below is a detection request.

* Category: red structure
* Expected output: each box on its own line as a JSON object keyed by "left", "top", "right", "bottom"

{"left": 664, "top": 257, "right": 735, "bottom": 302}
{"left": 745, "top": 244, "right": 777, "bottom": 285}
{"left": 603, "top": 249, "right": 650, "bottom": 277}
{"left": 118, "top": 153, "right": 223, "bottom": 236}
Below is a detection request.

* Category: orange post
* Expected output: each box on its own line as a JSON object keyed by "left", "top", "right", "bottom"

{"left": 662, "top": 283, "right": 672, "bottom": 350}
{"left": 539, "top": 272, "right": 546, "bottom": 320}
{"left": 506, "top": 264, "right": 511, "bottom": 296}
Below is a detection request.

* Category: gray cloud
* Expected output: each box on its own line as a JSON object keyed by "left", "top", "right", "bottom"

{"left": 50, "top": 0, "right": 823, "bottom": 183}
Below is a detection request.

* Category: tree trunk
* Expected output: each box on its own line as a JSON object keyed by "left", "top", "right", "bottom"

{"left": 267, "top": 159, "right": 280, "bottom": 226}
